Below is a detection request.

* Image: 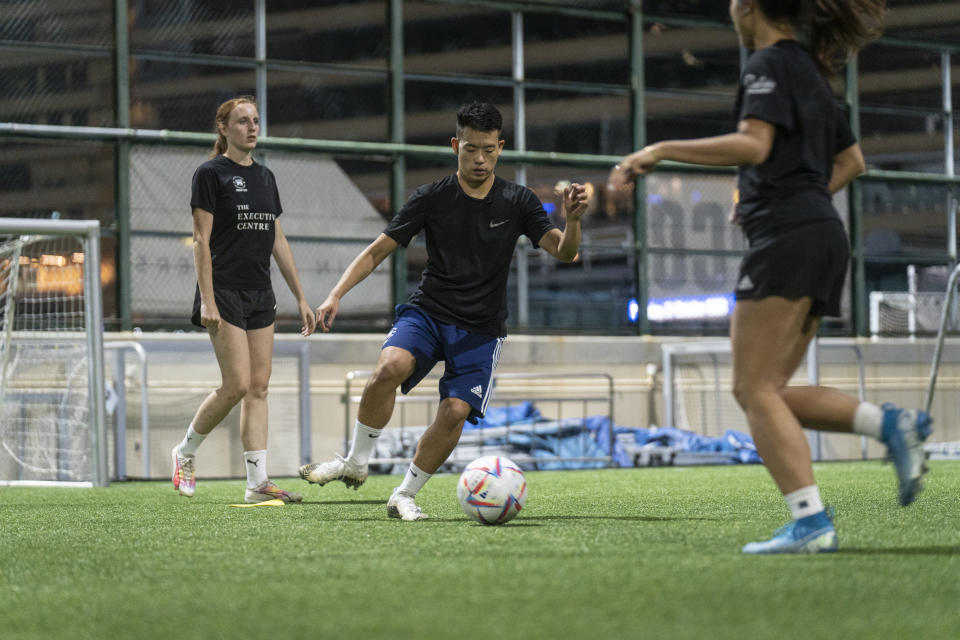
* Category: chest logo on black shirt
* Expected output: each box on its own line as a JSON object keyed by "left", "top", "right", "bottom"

{"left": 489, "top": 219, "right": 509, "bottom": 228}
{"left": 231, "top": 176, "right": 248, "bottom": 192}
{"left": 235, "top": 203, "right": 275, "bottom": 231}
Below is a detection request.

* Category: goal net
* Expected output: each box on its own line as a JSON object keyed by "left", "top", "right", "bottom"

{"left": 661, "top": 341, "right": 746, "bottom": 437}
{"left": 0, "top": 219, "right": 107, "bottom": 486}
{"left": 869, "top": 264, "right": 960, "bottom": 338}
{"left": 869, "top": 291, "right": 956, "bottom": 337}
{"left": 661, "top": 340, "right": 870, "bottom": 462}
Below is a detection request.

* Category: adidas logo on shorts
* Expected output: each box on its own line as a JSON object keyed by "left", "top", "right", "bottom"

{"left": 736, "top": 274, "right": 754, "bottom": 291}
{"left": 470, "top": 385, "right": 483, "bottom": 398}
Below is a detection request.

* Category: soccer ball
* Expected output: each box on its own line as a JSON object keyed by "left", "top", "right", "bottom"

{"left": 456, "top": 455, "right": 527, "bottom": 525}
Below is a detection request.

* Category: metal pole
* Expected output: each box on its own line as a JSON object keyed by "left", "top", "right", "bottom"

{"left": 83, "top": 223, "right": 109, "bottom": 486}
{"left": 907, "top": 264, "right": 917, "bottom": 338}
{"left": 113, "top": 348, "right": 127, "bottom": 480}
{"left": 944, "top": 51, "right": 956, "bottom": 263}
{"left": 388, "top": 0, "right": 407, "bottom": 306}
{"left": 114, "top": 0, "right": 131, "bottom": 331}
{"left": 512, "top": 11, "right": 526, "bottom": 187}
{"left": 512, "top": 10, "right": 530, "bottom": 327}
{"left": 104, "top": 341, "right": 149, "bottom": 478}
{"left": 845, "top": 56, "right": 867, "bottom": 336}
{"left": 517, "top": 238, "right": 530, "bottom": 327}
{"left": 255, "top": 0, "right": 268, "bottom": 137}
{"left": 805, "top": 338, "right": 822, "bottom": 461}
{"left": 344, "top": 372, "right": 355, "bottom": 456}
{"left": 0, "top": 239, "right": 23, "bottom": 410}
{"left": 629, "top": 0, "right": 648, "bottom": 334}
{"left": 299, "top": 343, "right": 312, "bottom": 466}
{"left": 851, "top": 345, "right": 868, "bottom": 460}
{"left": 662, "top": 348, "right": 674, "bottom": 428}
{"left": 926, "top": 264, "right": 960, "bottom": 414}
{"left": 607, "top": 373, "right": 615, "bottom": 464}
{"left": 5, "top": 122, "right": 960, "bottom": 182}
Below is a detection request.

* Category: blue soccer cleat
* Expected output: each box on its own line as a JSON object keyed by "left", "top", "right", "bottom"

{"left": 880, "top": 403, "right": 933, "bottom": 506}
{"left": 742, "top": 509, "right": 838, "bottom": 555}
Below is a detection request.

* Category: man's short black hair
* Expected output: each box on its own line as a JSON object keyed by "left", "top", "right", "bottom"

{"left": 455, "top": 101, "right": 503, "bottom": 138}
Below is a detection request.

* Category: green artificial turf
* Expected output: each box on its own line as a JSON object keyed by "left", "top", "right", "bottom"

{"left": 1, "top": 462, "right": 958, "bottom": 639}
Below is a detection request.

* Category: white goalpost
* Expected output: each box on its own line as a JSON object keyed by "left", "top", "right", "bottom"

{"left": 868, "top": 266, "right": 958, "bottom": 338}
{"left": 0, "top": 218, "right": 107, "bottom": 487}
{"left": 661, "top": 339, "right": 868, "bottom": 462}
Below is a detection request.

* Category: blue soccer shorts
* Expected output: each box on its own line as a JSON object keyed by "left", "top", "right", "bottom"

{"left": 382, "top": 304, "right": 504, "bottom": 424}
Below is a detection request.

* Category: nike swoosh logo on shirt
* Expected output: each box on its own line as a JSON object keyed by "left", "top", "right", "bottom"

{"left": 489, "top": 219, "right": 509, "bottom": 228}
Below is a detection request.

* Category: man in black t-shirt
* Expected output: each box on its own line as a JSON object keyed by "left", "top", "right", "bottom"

{"left": 299, "top": 102, "right": 589, "bottom": 520}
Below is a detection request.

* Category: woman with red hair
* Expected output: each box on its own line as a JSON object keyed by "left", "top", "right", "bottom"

{"left": 172, "top": 96, "right": 315, "bottom": 503}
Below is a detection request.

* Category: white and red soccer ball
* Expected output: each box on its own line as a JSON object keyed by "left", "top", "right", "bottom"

{"left": 457, "top": 455, "right": 527, "bottom": 525}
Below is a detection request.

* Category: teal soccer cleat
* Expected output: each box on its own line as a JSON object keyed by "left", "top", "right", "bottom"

{"left": 881, "top": 404, "right": 933, "bottom": 506}
{"left": 742, "top": 509, "right": 837, "bottom": 555}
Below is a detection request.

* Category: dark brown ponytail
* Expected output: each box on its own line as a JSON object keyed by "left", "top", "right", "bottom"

{"left": 806, "top": 0, "right": 885, "bottom": 74}
{"left": 756, "top": 0, "right": 886, "bottom": 74}
{"left": 210, "top": 96, "right": 258, "bottom": 158}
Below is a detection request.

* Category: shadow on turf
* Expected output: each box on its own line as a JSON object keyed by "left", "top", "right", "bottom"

{"left": 303, "top": 500, "right": 384, "bottom": 505}
{"left": 302, "top": 509, "right": 715, "bottom": 524}
{"left": 333, "top": 515, "right": 716, "bottom": 524}
{"left": 841, "top": 545, "right": 960, "bottom": 556}
{"left": 333, "top": 517, "right": 545, "bottom": 525}
{"left": 521, "top": 515, "right": 719, "bottom": 522}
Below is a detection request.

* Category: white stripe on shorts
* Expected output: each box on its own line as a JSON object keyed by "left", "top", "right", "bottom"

{"left": 480, "top": 336, "right": 505, "bottom": 415}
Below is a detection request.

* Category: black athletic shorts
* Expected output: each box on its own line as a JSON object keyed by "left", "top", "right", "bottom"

{"left": 191, "top": 287, "right": 276, "bottom": 330}
{"left": 734, "top": 219, "right": 849, "bottom": 318}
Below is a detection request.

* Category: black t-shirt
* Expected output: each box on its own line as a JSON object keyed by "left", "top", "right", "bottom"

{"left": 384, "top": 174, "right": 557, "bottom": 336}
{"left": 734, "top": 40, "right": 857, "bottom": 244}
{"left": 190, "top": 155, "right": 282, "bottom": 289}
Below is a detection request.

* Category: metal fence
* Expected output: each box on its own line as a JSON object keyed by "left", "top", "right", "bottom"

{"left": 1, "top": 0, "right": 958, "bottom": 336}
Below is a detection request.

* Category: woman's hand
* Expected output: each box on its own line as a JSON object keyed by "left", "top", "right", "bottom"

{"left": 607, "top": 145, "right": 660, "bottom": 192}
{"left": 199, "top": 302, "right": 221, "bottom": 332}
{"left": 298, "top": 299, "right": 317, "bottom": 336}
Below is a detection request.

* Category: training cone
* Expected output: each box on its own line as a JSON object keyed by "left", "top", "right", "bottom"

{"left": 229, "top": 499, "right": 285, "bottom": 508}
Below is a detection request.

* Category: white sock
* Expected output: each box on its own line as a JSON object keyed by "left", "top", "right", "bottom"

{"left": 178, "top": 425, "right": 207, "bottom": 457}
{"left": 345, "top": 421, "right": 381, "bottom": 467}
{"left": 398, "top": 463, "right": 431, "bottom": 497}
{"left": 244, "top": 450, "right": 268, "bottom": 489}
{"left": 785, "top": 485, "right": 825, "bottom": 520}
{"left": 852, "top": 402, "right": 884, "bottom": 440}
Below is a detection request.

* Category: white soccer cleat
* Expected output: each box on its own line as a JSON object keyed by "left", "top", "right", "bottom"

{"left": 244, "top": 480, "right": 303, "bottom": 504}
{"left": 298, "top": 454, "right": 368, "bottom": 490}
{"left": 171, "top": 445, "right": 196, "bottom": 498}
{"left": 386, "top": 488, "right": 428, "bottom": 521}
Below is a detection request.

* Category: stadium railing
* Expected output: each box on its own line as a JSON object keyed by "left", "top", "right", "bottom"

{"left": 343, "top": 370, "right": 616, "bottom": 471}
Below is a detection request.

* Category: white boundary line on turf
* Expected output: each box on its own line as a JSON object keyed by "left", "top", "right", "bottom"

{"left": 0, "top": 481, "right": 94, "bottom": 488}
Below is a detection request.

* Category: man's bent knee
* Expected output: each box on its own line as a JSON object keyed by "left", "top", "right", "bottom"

{"left": 439, "top": 397, "right": 472, "bottom": 425}
{"left": 369, "top": 359, "right": 414, "bottom": 389}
